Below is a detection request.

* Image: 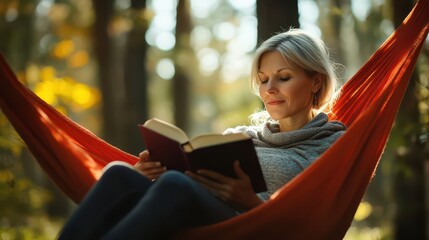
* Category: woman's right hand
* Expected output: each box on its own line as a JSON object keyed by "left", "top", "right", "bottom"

{"left": 134, "top": 150, "right": 166, "bottom": 180}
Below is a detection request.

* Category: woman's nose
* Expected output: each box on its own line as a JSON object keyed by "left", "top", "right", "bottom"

{"left": 265, "top": 79, "right": 278, "bottom": 94}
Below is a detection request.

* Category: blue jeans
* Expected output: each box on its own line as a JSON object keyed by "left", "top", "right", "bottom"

{"left": 58, "top": 164, "right": 238, "bottom": 240}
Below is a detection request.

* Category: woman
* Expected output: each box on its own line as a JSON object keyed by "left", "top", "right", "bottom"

{"left": 58, "top": 28, "right": 346, "bottom": 240}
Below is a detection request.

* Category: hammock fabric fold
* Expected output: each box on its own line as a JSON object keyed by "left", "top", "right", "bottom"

{"left": 0, "top": 0, "right": 428, "bottom": 238}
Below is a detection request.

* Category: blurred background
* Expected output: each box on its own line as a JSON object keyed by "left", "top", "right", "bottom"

{"left": 0, "top": 0, "right": 428, "bottom": 239}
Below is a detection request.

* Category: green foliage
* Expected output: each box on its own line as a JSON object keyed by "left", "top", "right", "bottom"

{"left": 0, "top": 216, "right": 62, "bottom": 240}
{"left": 0, "top": 146, "right": 57, "bottom": 240}
{"left": 0, "top": 114, "right": 56, "bottom": 238}
{"left": 0, "top": 114, "right": 24, "bottom": 158}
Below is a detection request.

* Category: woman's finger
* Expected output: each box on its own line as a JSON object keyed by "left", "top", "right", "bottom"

{"left": 135, "top": 161, "right": 162, "bottom": 170}
{"left": 138, "top": 150, "right": 150, "bottom": 161}
{"left": 142, "top": 166, "right": 166, "bottom": 174}
{"left": 142, "top": 167, "right": 166, "bottom": 179}
{"left": 233, "top": 161, "right": 249, "bottom": 180}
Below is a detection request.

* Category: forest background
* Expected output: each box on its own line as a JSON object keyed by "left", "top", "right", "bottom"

{"left": 0, "top": 0, "right": 428, "bottom": 239}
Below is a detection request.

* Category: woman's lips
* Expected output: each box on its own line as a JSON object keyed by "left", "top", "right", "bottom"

{"left": 267, "top": 100, "right": 285, "bottom": 105}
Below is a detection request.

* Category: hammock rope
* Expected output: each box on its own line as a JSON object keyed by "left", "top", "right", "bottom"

{"left": 0, "top": 0, "right": 428, "bottom": 239}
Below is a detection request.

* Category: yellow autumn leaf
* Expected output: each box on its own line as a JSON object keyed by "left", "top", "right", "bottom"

{"left": 354, "top": 201, "right": 373, "bottom": 221}
{"left": 71, "top": 83, "right": 100, "bottom": 110}
{"left": 34, "top": 81, "right": 58, "bottom": 105}
{"left": 40, "top": 66, "right": 56, "bottom": 82}
{"left": 26, "top": 64, "right": 40, "bottom": 85}
{"left": 68, "top": 50, "right": 89, "bottom": 68}
{"left": 52, "top": 39, "right": 74, "bottom": 59}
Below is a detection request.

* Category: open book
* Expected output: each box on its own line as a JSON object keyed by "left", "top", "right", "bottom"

{"left": 138, "top": 118, "right": 267, "bottom": 193}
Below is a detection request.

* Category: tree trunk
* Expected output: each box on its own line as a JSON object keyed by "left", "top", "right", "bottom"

{"left": 256, "top": 0, "right": 299, "bottom": 43}
{"left": 92, "top": 0, "right": 119, "bottom": 145}
{"left": 173, "top": 0, "right": 192, "bottom": 131}
{"left": 391, "top": 0, "right": 426, "bottom": 239}
{"left": 322, "top": 0, "right": 348, "bottom": 68}
{"left": 122, "top": 0, "right": 149, "bottom": 155}
{"left": 0, "top": 0, "right": 33, "bottom": 70}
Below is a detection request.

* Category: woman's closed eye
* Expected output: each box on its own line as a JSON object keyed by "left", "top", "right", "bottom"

{"left": 258, "top": 74, "right": 269, "bottom": 84}
{"left": 278, "top": 73, "right": 291, "bottom": 81}
{"left": 277, "top": 68, "right": 293, "bottom": 81}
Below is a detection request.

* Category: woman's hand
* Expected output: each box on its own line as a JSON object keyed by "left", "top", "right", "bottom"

{"left": 187, "top": 161, "right": 263, "bottom": 210}
{"left": 134, "top": 150, "right": 166, "bottom": 180}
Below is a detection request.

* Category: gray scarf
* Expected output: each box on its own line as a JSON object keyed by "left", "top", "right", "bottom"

{"left": 247, "top": 113, "right": 346, "bottom": 148}
{"left": 224, "top": 113, "right": 346, "bottom": 200}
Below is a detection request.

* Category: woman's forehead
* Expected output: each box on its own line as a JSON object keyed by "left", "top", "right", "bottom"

{"left": 259, "top": 51, "right": 295, "bottom": 71}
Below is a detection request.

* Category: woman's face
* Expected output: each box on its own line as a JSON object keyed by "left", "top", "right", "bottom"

{"left": 258, "top": 50, "right": 320, "bottom": 122}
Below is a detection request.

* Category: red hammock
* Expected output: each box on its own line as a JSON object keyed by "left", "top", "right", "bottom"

{"left": 0, "top": 0, "right": 428, "bottom": 238}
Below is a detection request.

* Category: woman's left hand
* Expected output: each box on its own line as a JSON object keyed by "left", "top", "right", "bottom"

{"left": 186, "top": 161, "right": 263, "bottom": 210}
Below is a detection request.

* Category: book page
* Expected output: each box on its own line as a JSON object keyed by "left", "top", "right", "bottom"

{"left": 142, "top": 118, "right": 189, "bottom": 144}
{"left": 190, "top": 133, "right": 250, "bottom": 150}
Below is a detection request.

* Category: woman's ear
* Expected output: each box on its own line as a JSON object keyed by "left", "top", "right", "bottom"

{"left": 312, "top": 73, "right": 323, "bottom": 93}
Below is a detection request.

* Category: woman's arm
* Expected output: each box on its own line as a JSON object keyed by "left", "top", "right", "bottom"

{"left": 187, "top": 161, "right": 264, "bottom": 210}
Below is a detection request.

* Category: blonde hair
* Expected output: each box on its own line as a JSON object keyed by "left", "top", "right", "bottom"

{"left": 249, "top": 29, "right": 340, "bottom": 125}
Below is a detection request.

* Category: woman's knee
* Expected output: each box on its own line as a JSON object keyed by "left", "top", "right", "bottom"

{"left": 99, "top": 163, "right": 142, "bottom": 186}
{"left": 155, "top": 171, "right": 196, "bottom": 192}
{"left": 102, "top": 161, "right": 134, "bottom": 174}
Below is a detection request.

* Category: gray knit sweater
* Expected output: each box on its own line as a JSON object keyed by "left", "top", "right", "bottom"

{"left": 224, "top": 113, "right": 346, "bottom": 201}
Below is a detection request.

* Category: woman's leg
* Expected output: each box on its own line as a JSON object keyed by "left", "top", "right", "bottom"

{"left": 58, "top": 164, "right": 153, "bottom": 240}
{"left": 102, "top": 171, "right": 238, "bottom": 240}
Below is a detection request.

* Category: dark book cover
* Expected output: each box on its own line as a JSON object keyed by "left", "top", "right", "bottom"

{"left": 139, "top": 126, "right": 189, "bottom": 172}
{"left": 186, "top": 139, "right": 267, "bottom": 193}
{"left": 139, "top": 124, "right": 267, "bottom": 193}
